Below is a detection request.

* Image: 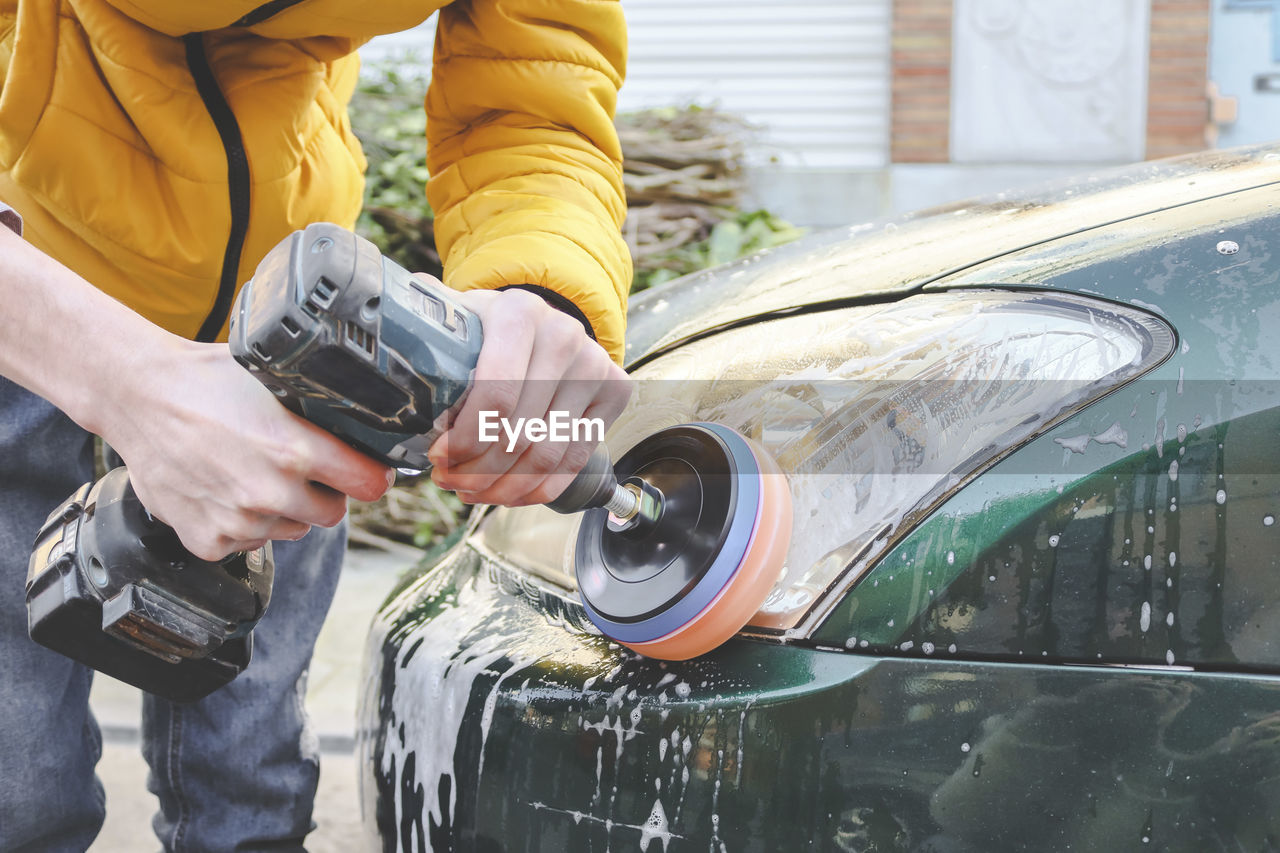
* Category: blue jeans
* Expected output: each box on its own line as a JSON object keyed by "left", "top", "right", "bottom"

{"left": 0, "top": 377, "right": 345, "bottom": 852}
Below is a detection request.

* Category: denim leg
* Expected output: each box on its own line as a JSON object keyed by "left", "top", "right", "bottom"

{"left": 143, "top": 522, "right": 346, "bottom": 853}
{"left": 0, "top": 378, "right": 103, "bottom": 852}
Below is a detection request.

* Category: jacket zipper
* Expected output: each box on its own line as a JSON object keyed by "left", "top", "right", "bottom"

{"left": 183, "top": 33, "right": 251, "bottom": 343}
{"left": 234, "top": 0, "right": 309, "bottom": 27}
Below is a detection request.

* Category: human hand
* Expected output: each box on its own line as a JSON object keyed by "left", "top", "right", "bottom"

{"left": 425, "top": 284, "right": 632, "bottom": 506}
{"left": 99, "top": 340, "right": 394, "bottom": 561}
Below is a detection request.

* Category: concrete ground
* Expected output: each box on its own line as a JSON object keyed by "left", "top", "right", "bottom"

{"left": 88, "top": 544, "right": 415, "bottom": 852}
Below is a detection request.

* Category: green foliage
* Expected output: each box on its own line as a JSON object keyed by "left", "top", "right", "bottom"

{"left": 412, "top": 482, "right": 465, "bottom": 549}
{"left": 635, "top": 209, "right": 804, "bottom": 291}
{"left": 349, "top": 58, "right": 440, "bottom": 277}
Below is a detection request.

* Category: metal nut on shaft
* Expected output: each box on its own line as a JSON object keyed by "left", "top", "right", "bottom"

{"left": 603, "top": 483, "right": 642, "bottom": 520}
{"left": 605, "top": 479, "right": 664, "bottom": 534}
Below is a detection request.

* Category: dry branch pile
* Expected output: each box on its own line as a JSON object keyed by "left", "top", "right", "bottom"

{"left": 619, "top": 108, "right": 748, "bottom": 289}
{"left": 619, "top": 107, "right": 802, "bottom": 292}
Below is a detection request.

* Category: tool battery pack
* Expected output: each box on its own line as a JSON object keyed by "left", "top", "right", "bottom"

{"left": 25, "top": 468, "right": 273, "bottom": 702}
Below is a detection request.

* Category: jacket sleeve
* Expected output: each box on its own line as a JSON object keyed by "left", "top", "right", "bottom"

{"left": 426, "top": 0, "right": 631, "bottom": 363}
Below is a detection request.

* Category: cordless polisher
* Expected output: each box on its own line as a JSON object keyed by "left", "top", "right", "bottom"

{"left": 26, "top": 224, "right": 792, "bottom": 701}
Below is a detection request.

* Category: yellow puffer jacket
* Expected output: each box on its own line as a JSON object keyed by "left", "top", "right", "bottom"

{"left": 0, "top": 0, "right": 631, "bottom": 360}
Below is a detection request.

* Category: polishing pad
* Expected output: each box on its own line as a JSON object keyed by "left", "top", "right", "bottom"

{"left": 575, "top": 423, "right": 792, "bottom": 659}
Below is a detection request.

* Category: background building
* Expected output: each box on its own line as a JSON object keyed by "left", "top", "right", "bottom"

{"left": 361, "top": 0, "right": 1280, "bottom": 227}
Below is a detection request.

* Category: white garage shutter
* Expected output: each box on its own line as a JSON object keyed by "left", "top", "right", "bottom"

{"left": 620, "top": 0, "right": 892, "bottom": 169}
{"left": 360, "top": 2, "right": 891, "bottom": 171}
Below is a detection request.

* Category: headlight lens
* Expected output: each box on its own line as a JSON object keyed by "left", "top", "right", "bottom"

{"left": 476, "top": 289, "right": 1173, "bottom": 635}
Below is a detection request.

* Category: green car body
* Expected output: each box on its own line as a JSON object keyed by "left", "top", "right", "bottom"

{"left": 358, "top": 147, "right": 1280, "bottom": 852}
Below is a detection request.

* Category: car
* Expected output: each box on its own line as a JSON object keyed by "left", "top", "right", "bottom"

{"left": 355, "top": 145, "right": 1280, "bottom": 852}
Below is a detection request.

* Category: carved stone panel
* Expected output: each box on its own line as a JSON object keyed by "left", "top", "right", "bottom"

{"left": 951, "top": 0, "right": 1151, "bottom": 163}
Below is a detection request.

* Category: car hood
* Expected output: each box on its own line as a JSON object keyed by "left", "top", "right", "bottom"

{"left": 624, "top": 144, "right": 1280, "bottom": 367}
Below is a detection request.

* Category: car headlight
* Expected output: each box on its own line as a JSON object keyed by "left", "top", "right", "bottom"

{"left": 475, "top": 289, "right": 1174, "bottom": 636}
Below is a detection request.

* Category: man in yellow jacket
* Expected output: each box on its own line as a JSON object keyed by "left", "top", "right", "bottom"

{"left": 0, "top": 1, "right": 632, "bottom": 849}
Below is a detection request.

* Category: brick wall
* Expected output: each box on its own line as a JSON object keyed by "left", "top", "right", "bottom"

{"left": 890, "top": 0, "right": 952, "bottom": 163}
{"left": 889, "top": 0, "right": 1211, "bottom": 163}
{"left": 1145, "top": 0, "right": 1213, "bottom": 158}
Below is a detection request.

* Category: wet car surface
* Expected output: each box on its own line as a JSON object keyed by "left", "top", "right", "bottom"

{"left": 357, "top": 146, "right": 1280, "bottom": 852}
